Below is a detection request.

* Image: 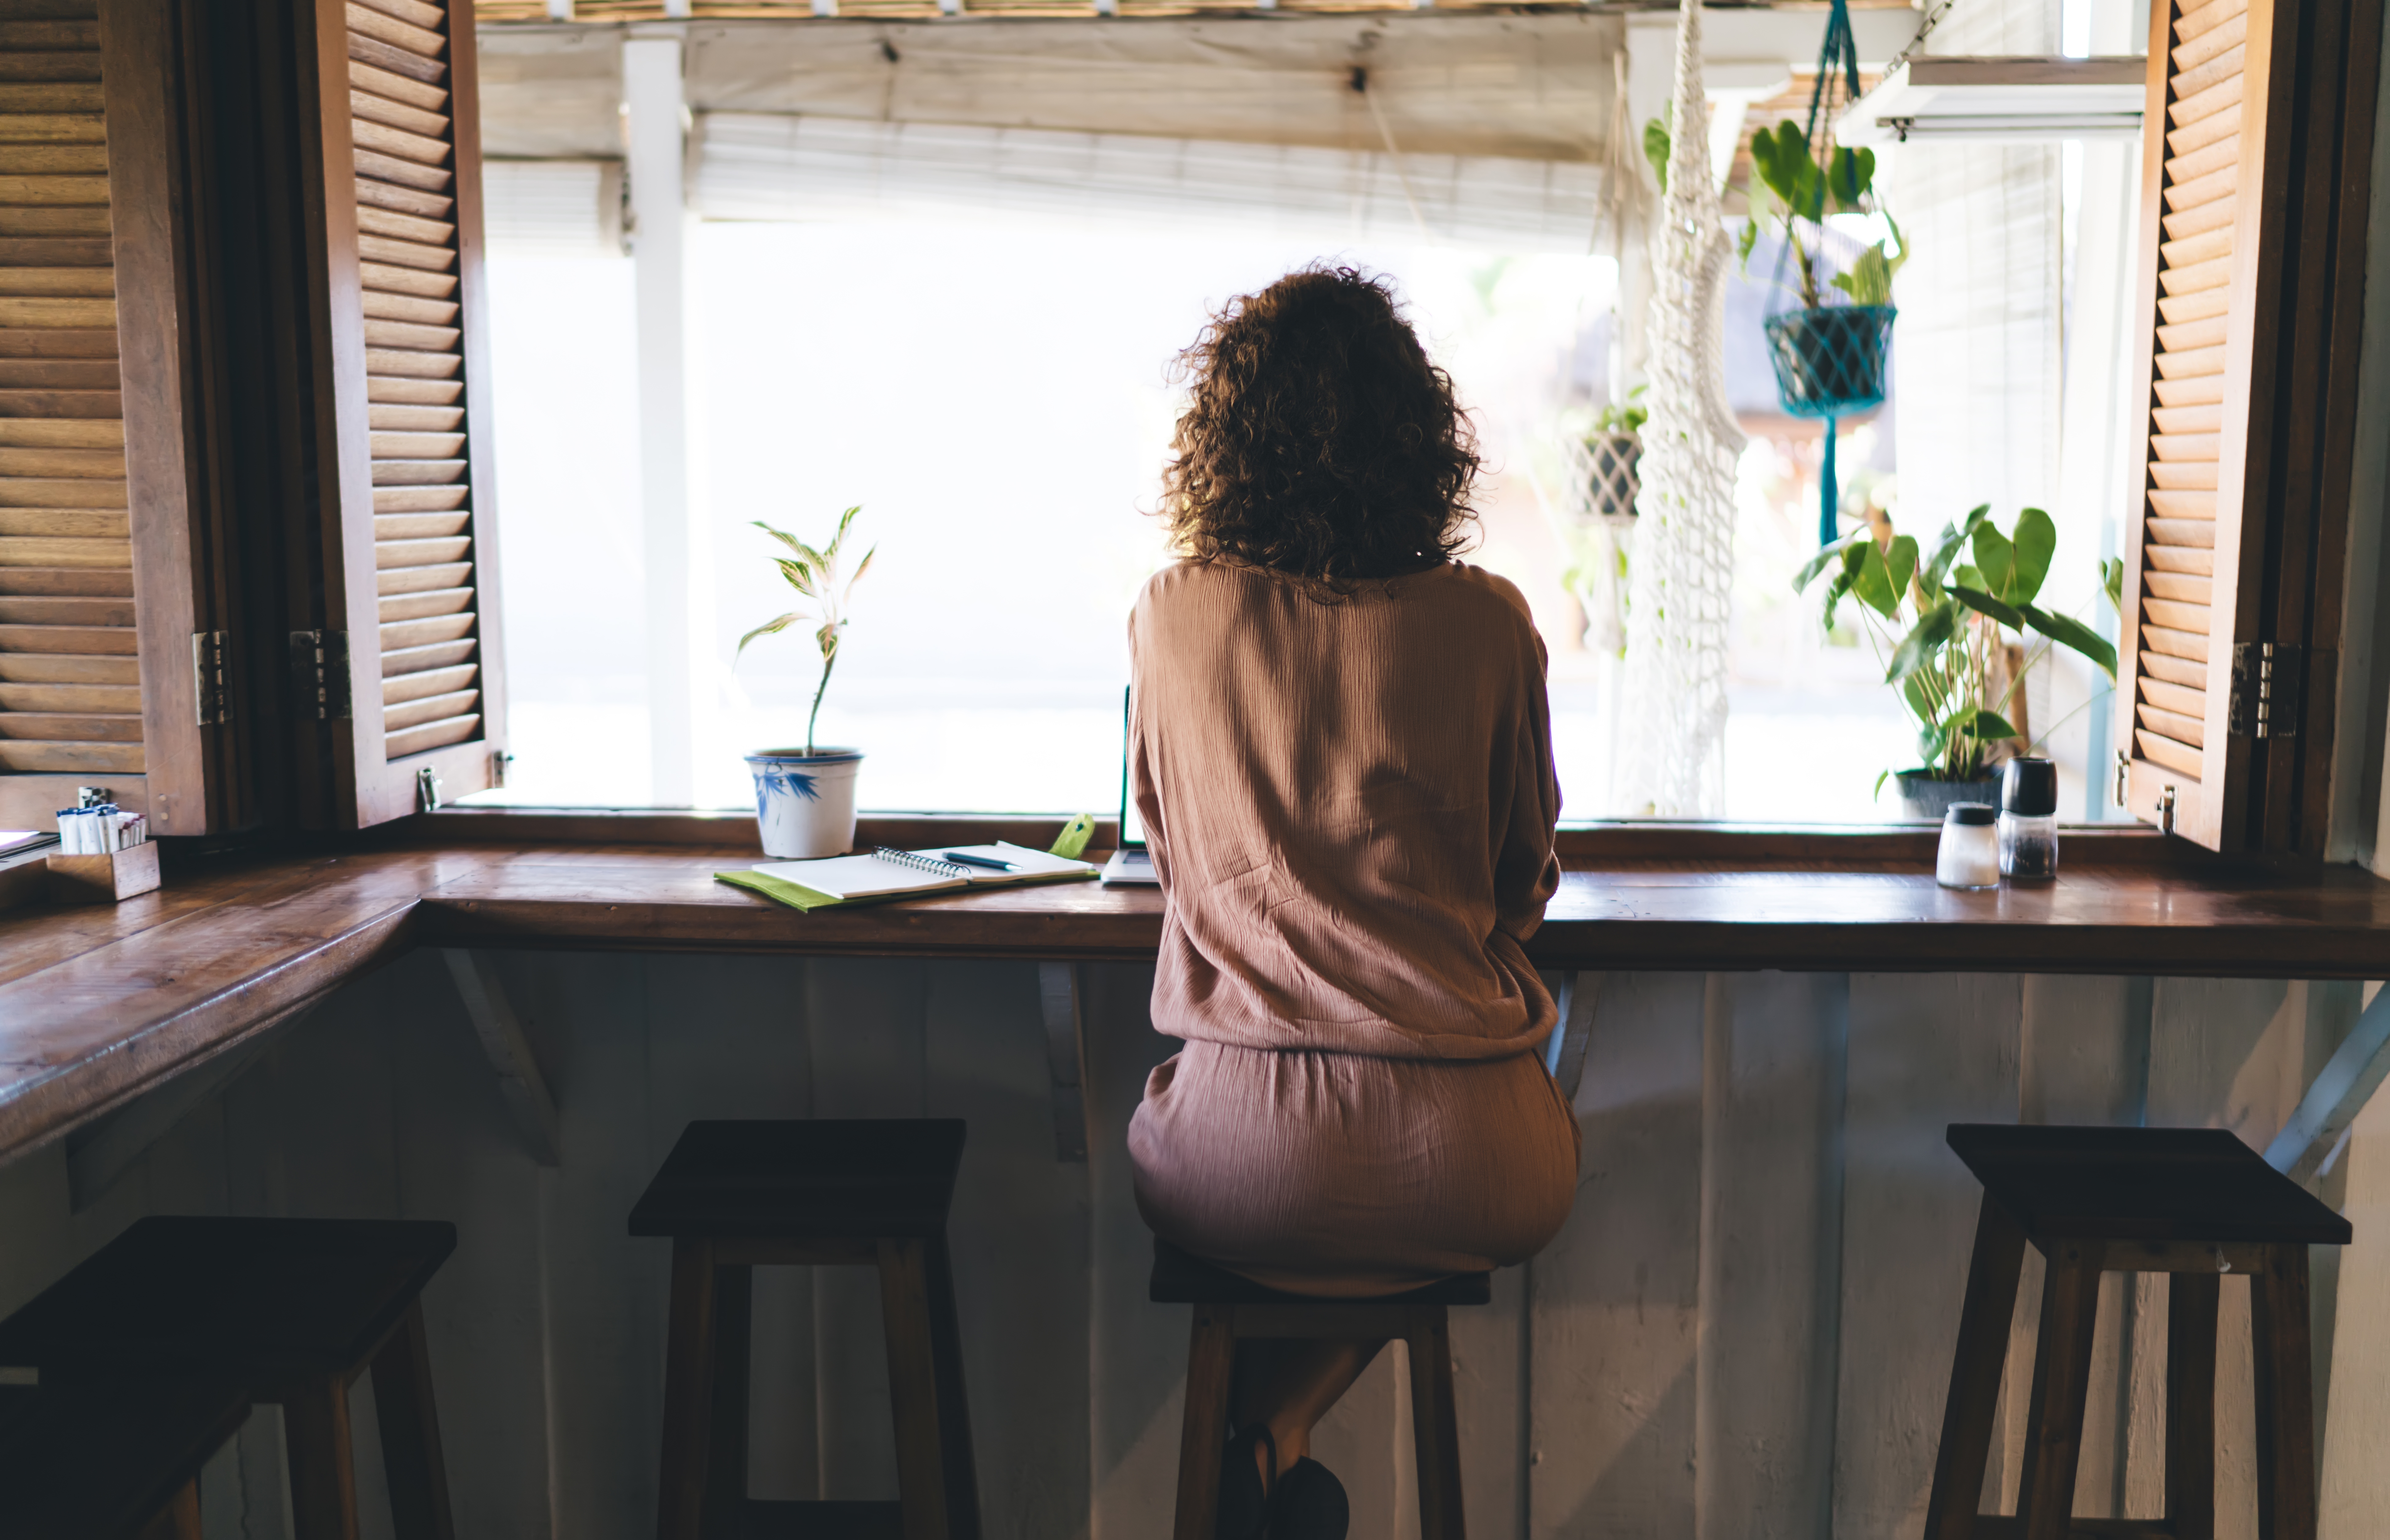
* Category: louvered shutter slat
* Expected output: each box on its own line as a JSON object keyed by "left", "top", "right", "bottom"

{"left": 331, "top": 0, "right": 497, "bottom": 781}
{"left": 0, "top": 4, "right": 144, "bottom": 791}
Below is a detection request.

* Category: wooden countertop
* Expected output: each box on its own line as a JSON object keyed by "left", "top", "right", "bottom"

{"left": 5, "top": 838, "right": 2390, "bottom": 1163}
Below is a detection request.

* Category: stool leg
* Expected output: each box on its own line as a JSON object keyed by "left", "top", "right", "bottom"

{"left": 371, "top": 1298, "right": 458, "bottom": 1540}
{"left": 285, "top": 1374, "right": 362, "bottom": 1540}
{"left": 2167, "top": 1271, "right": 2219, "bottom": 1540}
{"left": 878, "top": 1236, "right": 982, "bottom": 1540}
{"left": 707, "top": 1264, "right": 753, "bottom": 1537}
{"left": 2250, "top": 1244, "right": 2318, "bottom": 1540}
{"left": 1172, "top": 1304, "right": 1236, "bottom": 1540}
{"left": 1405, "top": 1307, "right": 1467, "bottom": 1540}
{"left": 1924, "top": 1194, "right": 2029, "bottom": 1540}
{"left": 657, "top": 1237, "right": 720, "bottom": 1540}
{"left": 2014, "top": 1242, "right": 2104, "bottom": 1540}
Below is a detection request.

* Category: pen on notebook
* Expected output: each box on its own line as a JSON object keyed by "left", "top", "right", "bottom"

{"left": 941, "top": 850, "right": 1016, "bottom": 871}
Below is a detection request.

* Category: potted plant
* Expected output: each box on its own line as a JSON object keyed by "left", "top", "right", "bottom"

{"left": 736, "top": 505, "right": 874, "bottom": 859}
{"left": 1584, "top": 384, "right": 1648, "bottom": 518}
{"left": 1745, "top": 121, "right": 1906, "bottom": 544}
{"left": 1794, "top": 504, "right": 2122, "bottom": 820}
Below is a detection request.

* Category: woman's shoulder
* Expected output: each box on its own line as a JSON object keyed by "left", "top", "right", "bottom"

{"left": 1406, "top": 561, "right": 1536, "bottom": 630}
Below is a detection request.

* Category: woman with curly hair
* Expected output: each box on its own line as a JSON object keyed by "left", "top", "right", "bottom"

{"left": 1126, "top": 266, "right": 1581, "bottom": 1538}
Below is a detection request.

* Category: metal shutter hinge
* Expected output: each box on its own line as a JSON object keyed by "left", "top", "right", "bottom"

{"left": 192, "top": 631, "right": 229, "bottom": 725}
{"left": 417, "top": 765, "right": 444, "bottom": 813}
{"left": 2229, "top": 642, "right": 2302, "bottom": 738}
{"left": 288, "top": 630, "right": 352, "bottom": 720}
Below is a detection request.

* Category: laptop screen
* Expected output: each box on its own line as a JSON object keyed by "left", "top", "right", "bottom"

{"left": 1118, "top": 685, "right": 1144, "bottom": 850}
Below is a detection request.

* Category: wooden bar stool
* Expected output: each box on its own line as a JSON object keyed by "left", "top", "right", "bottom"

{"left": 630, "top": 1119, "right": 982, "bottom": 1540}
{"left": 0, "top": 1215, "right": 458, "bottom": 1540}
{"left": 0, "top": 1374, "right": 249, "bottom": 1540}
{"left": 1924, "top": 1124, "right": 2353, "bottom": 1540}
{"left": 1154, "top": 1237, "right": 1487, "bottom": 1540}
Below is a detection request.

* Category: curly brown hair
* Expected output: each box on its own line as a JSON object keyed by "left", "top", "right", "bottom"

{"left": 1157, "top": 266, "right": 1480, "bottom": 586}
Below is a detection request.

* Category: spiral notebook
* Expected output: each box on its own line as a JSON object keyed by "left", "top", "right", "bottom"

{"left": 720, "top": 841, "right": 1099, "bottom": 911}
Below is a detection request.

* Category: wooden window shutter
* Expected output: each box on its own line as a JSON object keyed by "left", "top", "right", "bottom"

{"left": 0, "top": 0, "right": 232, "bottom": 835}
{"left": 2116, "top": 0, "right": 2381, "bottom": 852}
{"left": 292, "top": 0, "right": 504, "bottom": 828}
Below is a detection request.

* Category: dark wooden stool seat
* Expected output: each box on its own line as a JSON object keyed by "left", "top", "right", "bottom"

{"left": 0, "top": 1375, "right": 248, "bottom": 1540}
{"left": 630, "top": 1119, "right": 981, "bottom": 1540}
{"left": 1926, "top": 1124, "right": 2353, "bottom": 1540}
{"left": 0, "top": 1215, "right": 458, "bottom": 1540}
{"left": 1153, "top": 1237, "right": 1488, "bottom": 1540}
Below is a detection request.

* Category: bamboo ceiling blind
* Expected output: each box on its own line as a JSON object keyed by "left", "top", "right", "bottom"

{"left": 2128, "top": 0, "right": 2243, "bottom": 791}
{"left": 348, "top": 0, "right": 487, "bottom": 763}
{"left": 0, "top": 2, "right": 138, "bottom": 780}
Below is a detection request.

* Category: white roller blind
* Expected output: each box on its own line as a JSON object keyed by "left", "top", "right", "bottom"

{"left": 483, "top": 159, "right": 623, "bottom": 256}
{"left": 691, "top": 111, "right": 1606, "bottom": 251}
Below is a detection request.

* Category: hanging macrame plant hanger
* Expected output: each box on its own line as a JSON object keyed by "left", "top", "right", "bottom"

{"left": 1760, "top": 0, "right": 1896, "bottom": 546}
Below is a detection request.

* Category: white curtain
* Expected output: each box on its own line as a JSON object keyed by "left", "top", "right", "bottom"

{"left": 1885, "top": 0, "right": 2065, "bottom": 530}
{"left": 689, "top": 111, "right": 1609, "bottom": 251}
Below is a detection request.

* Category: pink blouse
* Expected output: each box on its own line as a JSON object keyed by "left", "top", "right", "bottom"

{"left": 1128, "top": 559, "right": 1563, "bottom": 1061}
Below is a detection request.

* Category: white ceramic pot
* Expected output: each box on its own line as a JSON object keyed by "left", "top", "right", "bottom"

{"left": 746, "top": 748, "right": 863, "bottom": 859}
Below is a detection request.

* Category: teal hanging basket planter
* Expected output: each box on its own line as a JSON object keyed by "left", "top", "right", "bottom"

{"left": 1764, "top": 304, "right": 1895, "bottom": 544}
{"left": 1763, "top": 304, "right": 1895, "bottom": 419}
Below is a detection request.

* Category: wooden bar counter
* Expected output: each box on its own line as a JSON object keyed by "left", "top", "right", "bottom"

{"left": 5, "top": 828, "right": 2390, "bottom": 1163}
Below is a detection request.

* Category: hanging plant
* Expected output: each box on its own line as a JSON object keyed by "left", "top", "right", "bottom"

{"left": 1744, "top": 0, "right": 1906, "bottom": 545}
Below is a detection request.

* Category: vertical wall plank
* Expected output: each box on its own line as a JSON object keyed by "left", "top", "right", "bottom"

{"left": 925, "top": 960, "right": 1094, "bottom": 1539}
{"left": 2147, "top": 978, "right": 2296, "bottom": 1540}
{"left": 1833, "top": 973, "right": 2021, "bottom": 1540}
{"left": 377, "top": 949, "right": 552, "bottom": 1540}
{"left": 639, "top": 952, "right": 821, "bottom": 1501}
{"left": 2015, "top": 975, "right": 2152, "bottom": 1521}
{"left": 1528, "top": 970, "right": 1705, "bottom": 1540}
{"left": 806, "top": 958, "right": 932, "bottom": 1503}
{"left": 2319, "top": 1088, "right": 2390, "bottom": 1540}
{"left": 1452, "top": 1264, "right": 1525, "bottom": 1540}
{"left": 513, "top": 950, "right": 667, "bottom": 1540}
{"left": 1696, "top": 971, "right": 1849, "bottom": 1540}
{"left": 1082, "top": 962, "right": 1186, "bottom": 1540}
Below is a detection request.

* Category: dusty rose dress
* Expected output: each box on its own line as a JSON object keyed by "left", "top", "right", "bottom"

{"left": 1125, "top": 558, "right": 1582, "bottom": 1297}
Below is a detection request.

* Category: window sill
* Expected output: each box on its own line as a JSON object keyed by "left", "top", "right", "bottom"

{"left": 402, "top": 805, "right": 2227, "bottom": 871}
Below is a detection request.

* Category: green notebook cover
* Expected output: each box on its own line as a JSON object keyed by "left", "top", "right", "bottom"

{"left": 714, "top": 865, "right": 1097, "bottom": 914}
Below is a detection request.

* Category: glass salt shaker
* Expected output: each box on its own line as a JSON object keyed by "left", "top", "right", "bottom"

{"left": 1999, "top": 757, "right": 2060, "bottom": 880}
{"left": 1937, "top": 803, "right": 2001, "bottom": 890}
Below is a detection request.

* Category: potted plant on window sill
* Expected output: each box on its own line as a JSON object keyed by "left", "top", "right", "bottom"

{"left": 737, "top": 506, "right": 874, "bottom": 860}
{"left": 1795, "top": 504, "right": 2121, "bottom": 821}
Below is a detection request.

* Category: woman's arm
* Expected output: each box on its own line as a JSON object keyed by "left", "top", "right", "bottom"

{"left": 1490, "top": 626, "right": 1562, "bottom": 943}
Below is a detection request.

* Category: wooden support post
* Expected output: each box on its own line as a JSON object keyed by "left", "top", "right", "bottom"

{"left": 1037, "top": 962, "right": 1090, "bottom": 1163}
{"left": 1544, "top": 971, "right": 1601, "bottom": 1102}
{"left": 2263, "top": 980, "right": 2390, "bottom": 1184}
{"left": 439, "top": 949, "right": 560, "bottom": 1166}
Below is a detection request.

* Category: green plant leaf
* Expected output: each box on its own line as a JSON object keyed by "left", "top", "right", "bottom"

{"left": 1972, "top": 522, "right": 2016, "bottom": 601}
{"left": 1953, "top": 563, "right": 1985, "bottom": 593}
{"left": 736, "top": 612, "right": 804, "bottom": 656}
{"left": 1901, "top": 671, "right": 1937, "bottom": 725}
{"left": 1924, "top": 507, "right": 1990, "bottom": 592}
{"left": 1827, "top": 145, "right": 1875, "bottom": 210}
{"left": 2008, "top": 507, "right": 2056, "bottom": 605}
{"left": 2103, "top": 556, "right": 2125, "bottom": 613}
{"left": 773, "top": 558, "right": 817, "bottom": 598}
{"left": 1792, "top": 533, "right": 1862, "bottom": 592}
{"left": 1884, "top": 533, "right": 1919, "bottom": 603}
{"left": 1737, "top": 215, "right": 1761, "bottom": 270}
{"left": 1882, "top": 212, "right": 1910, "bottom": 282}
{"left": 1887, "top": 598, "right": 1960, "bottom": 683}
{"left": 1952, "top": 707, "right": 2020, "bottom": 743}
{"left": 1644, "top": 117, "right": 1672, "bottom": 192}
{"left": 851, "top": 545, "right": 876, "bottom": 585}
{"left": 1950, "top": 582, "right": 2025, "bottom": 630}
{"left": 2021, "top": 602, "right": 2120, "bottom": 679}
{"left": 1851, "top": 539, "right": 1900, "bottom": 619}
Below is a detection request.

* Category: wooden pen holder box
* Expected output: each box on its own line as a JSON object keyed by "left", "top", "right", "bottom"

{"left": 47, "top": 842, "right": 160, "bottom": 903}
